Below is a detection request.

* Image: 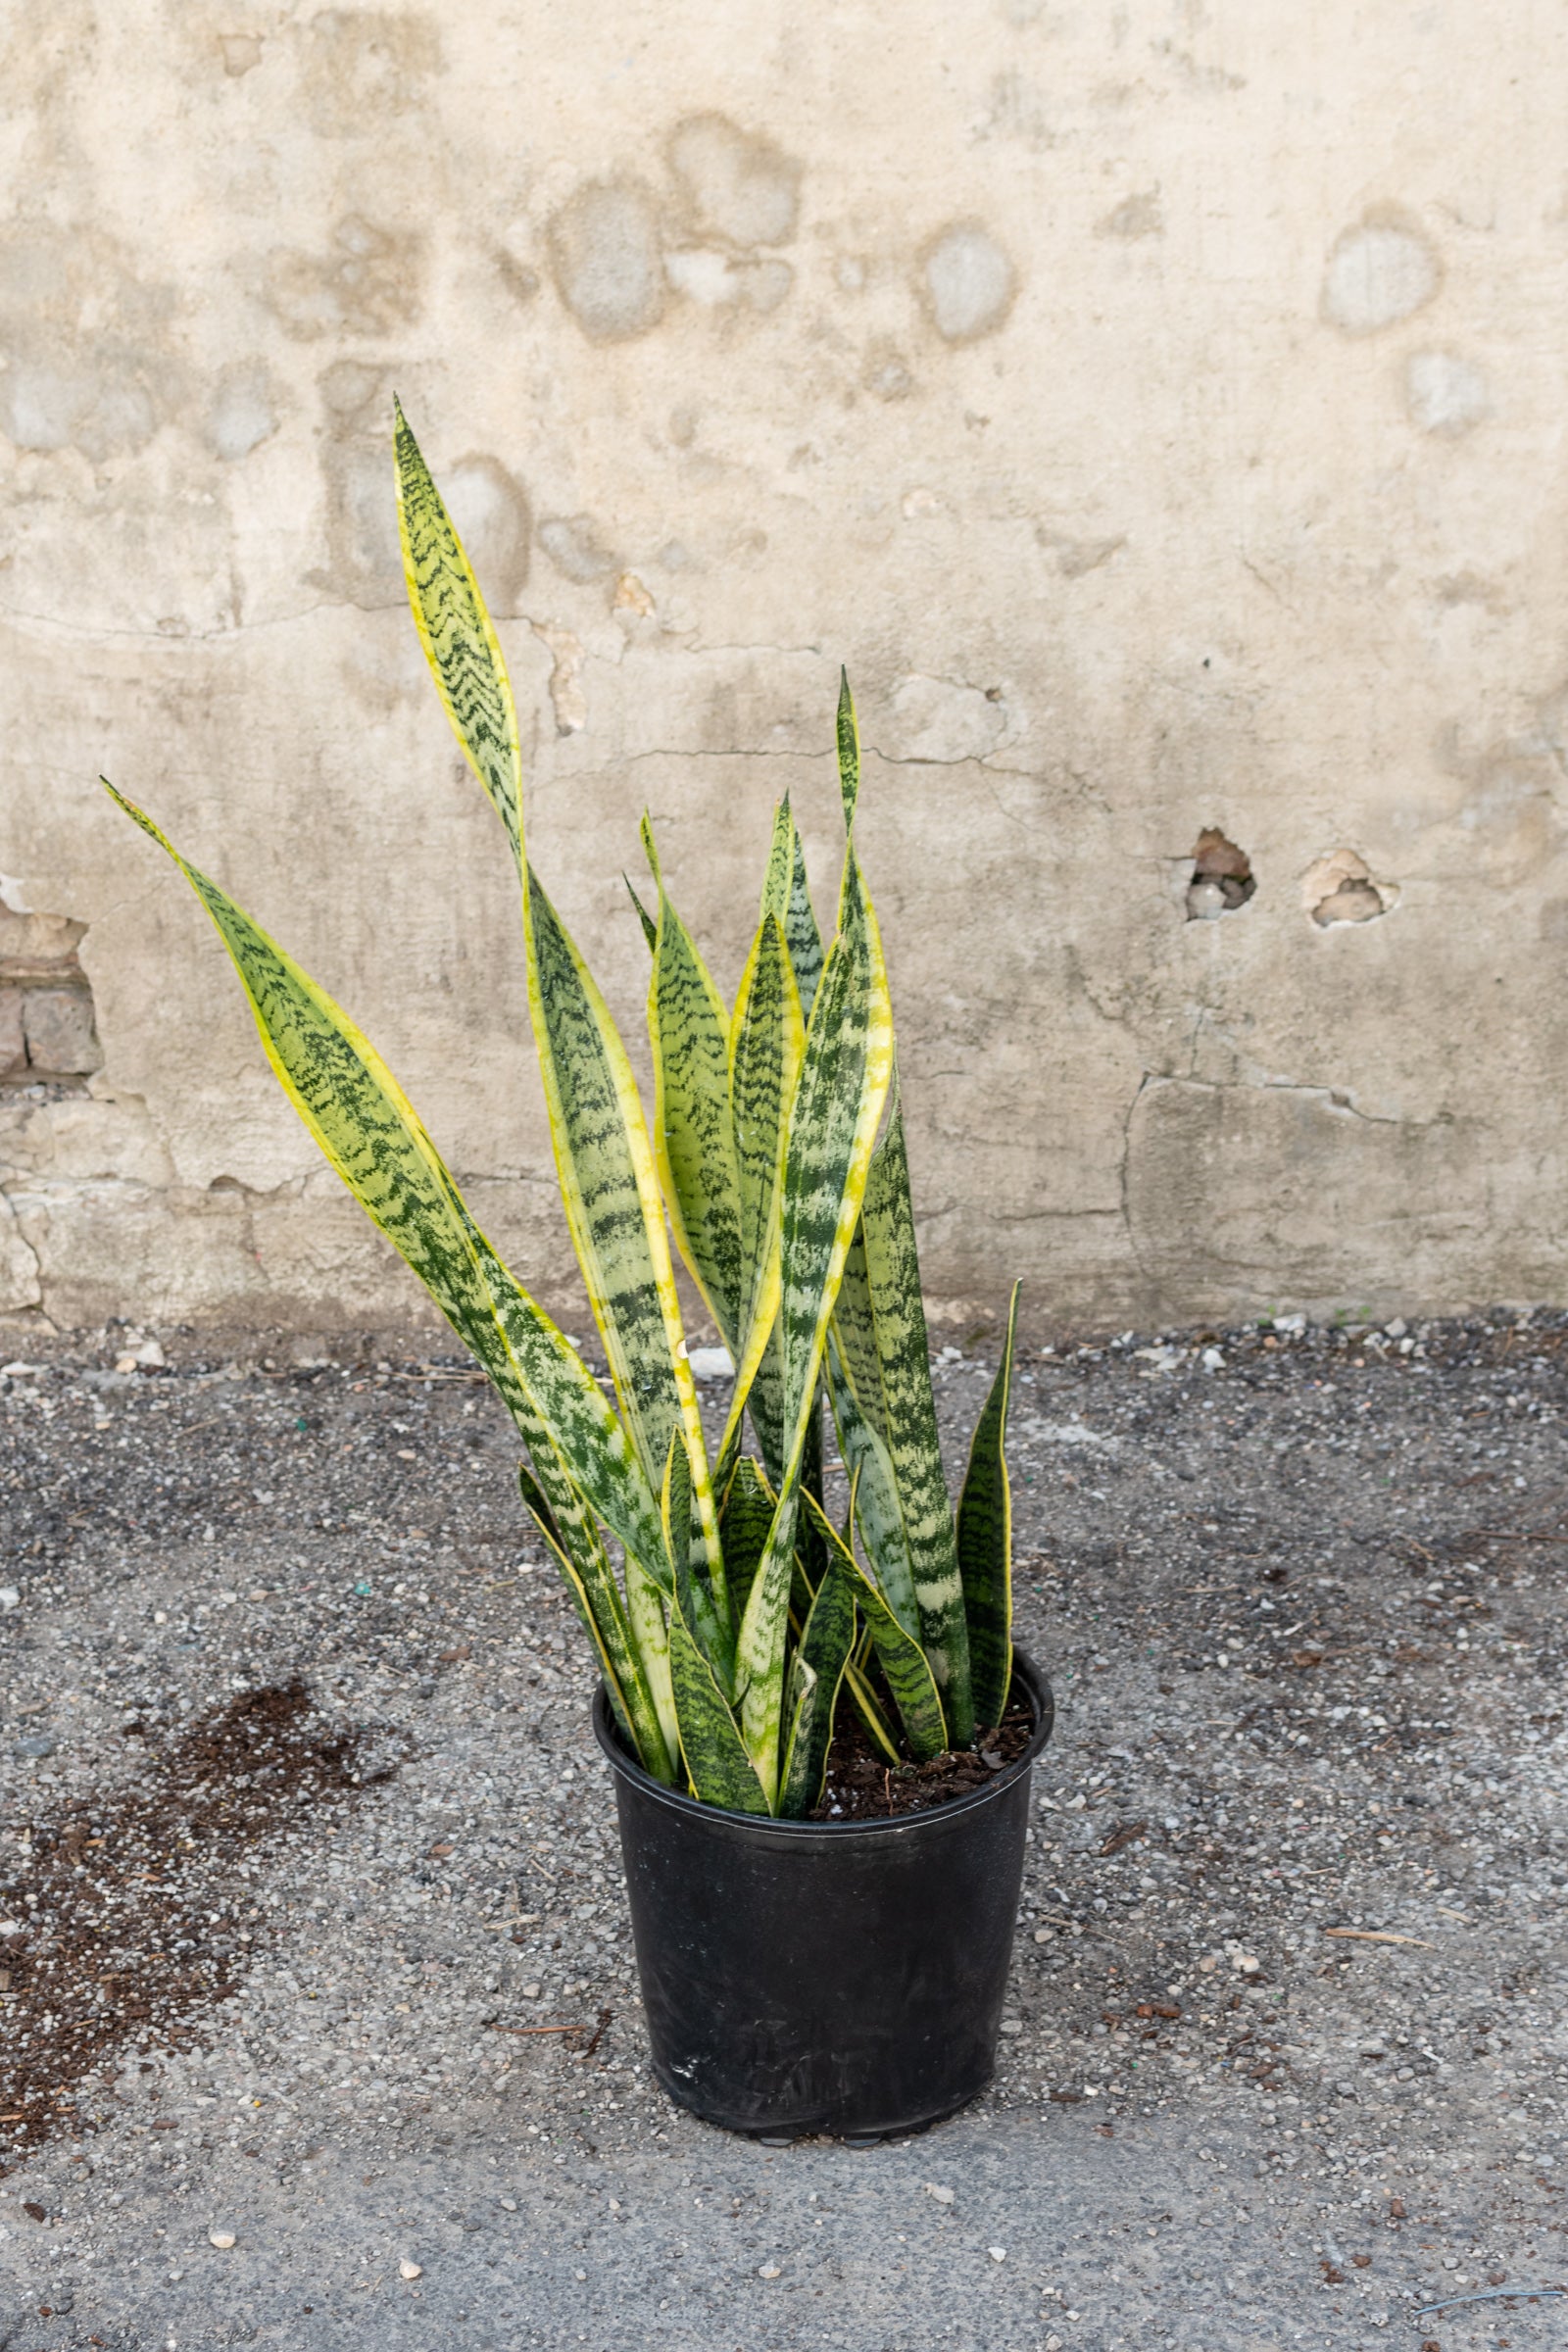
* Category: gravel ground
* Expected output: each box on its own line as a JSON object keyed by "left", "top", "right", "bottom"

{"left": 0, "top": 1309, "right": 1564, "bottom": 2351}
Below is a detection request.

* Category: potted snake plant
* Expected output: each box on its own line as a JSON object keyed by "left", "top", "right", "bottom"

{"left": 106, "top": 408, "right": 1054, "bottom": 2138}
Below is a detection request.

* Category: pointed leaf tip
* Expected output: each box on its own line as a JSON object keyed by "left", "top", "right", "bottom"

{"left": 835, "top": 668, "right": 860, "bottom": 835}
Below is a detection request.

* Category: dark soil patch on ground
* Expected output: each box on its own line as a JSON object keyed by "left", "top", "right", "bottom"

{"left": 0, "top": 1683, "right": 400, "bottom": 2160}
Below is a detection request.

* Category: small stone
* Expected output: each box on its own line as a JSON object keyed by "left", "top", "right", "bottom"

{"left": 999, "top": 2017, "right": 1023, "bottom": 2036}
{"left": 521, "top": 1983, "right": 541, "bottom": 1999}
{"left": 687, "top": 1346, "right": 734, "bottom": 1384}
{"left": 399, "top": 2259, "right": 422, "bottom": 2280}
{"left": 924, "top": 2182, "right": 955, "bottom": 2204}
{"left": 989, "top": 2244, "right": 1006, "bottom": 2262}
{"left": 758, "top": 2263, "right": 781, "bottom": 2278}
{"left": 208, "top": 2227, "right": 236, "bottom": 2250}
{"left": 1033, "top": 1927, "right": 1054, "bottom": 1943}
{"left": 0, "top": 1587, "right": 19, "bottom": 1612}
{"left": 13, "top": 1734, "right": 57, "bottom": 1761}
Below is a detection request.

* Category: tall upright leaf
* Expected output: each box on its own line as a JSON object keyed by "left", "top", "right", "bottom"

{"left": 642, "top": 819, "right": 745, "bottom": 1348}
{"left": 803, "top": 1494, "right": 948, "bottom": 1761}
{"left": 396, "top": 408, "right": 731, "bottom": 1642}
{"left": 836, "top": 666, "right": 861, "bottom": 835}
{"left": 667, "top": 1600, "right": 770, "bottom": 1813}
{"left": 524, "top": 877, "right": 729, "bottom": 1628}
{"left": 778, "top": 1548, "right": 858, "bottom": 1819}
{"left": 760, "top": 797, "right": 824, "bottom": 1021}
{"left": 858, "top": 1084, "right": 974, "bottom": 1741}
{"left": 734, "top": 852, "right": 894, "bottom": 1806}
{"left": 662, "top": 1430, "right": 733, "bottom": 1694}
{"left": 958, "top": 1282, "right": 1020, "bottom": 1729}
{"left": 716, "top": 910, "right": 803, "bottom": 1473}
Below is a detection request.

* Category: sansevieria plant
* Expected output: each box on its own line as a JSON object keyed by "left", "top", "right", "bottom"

{"left": 106, "top": 409, "right": 1021, "bottom": 1819}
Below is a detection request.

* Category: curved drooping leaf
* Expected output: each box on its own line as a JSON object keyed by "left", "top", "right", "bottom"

{"left": 778, "top": 1547, "right": 858, "bottom": 1819}
{"left": 643, "top": 818, "right": 746, "bottom": 1348}
{"left": 958, "top": 1281, "right": 1020, "bottom": 1730}
{"left": 102, "top": 787, "right": 668, "bottom": 1583}
{"left": 517, "top": 1464, "right": 673, "bottom": 1783}
{"left": 393, "top": 402, "right": 522, "bottom": 878}
{"left": 734, "top": 853, "right": 894, "bottom": 1805}
{"left": 667, "top": 1597, "right": 769, "bottom": 1813}
{"left": 803, "top": 1493, "right": 947, "bottom": 1762}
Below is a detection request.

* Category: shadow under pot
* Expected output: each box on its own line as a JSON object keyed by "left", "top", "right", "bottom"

{"left": 593, "top": 1646, "right": 1054, "bottom": 2139}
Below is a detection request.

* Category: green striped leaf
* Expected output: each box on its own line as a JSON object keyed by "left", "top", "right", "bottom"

{"left": 836, "top": 667, "right": 860, "bottom": 835}
{"left": 734, "top": 853, "right": 894, "bottom": 1806}
{"left": 517, "top": 1464, "right": 674, "bottom": 1783}
{"left": 667, "top": 1595, "right": 770, "bottom": 1814}
{"left": 858, "top": 1083, "right": 974, "bottom": 1742}
{"left": 803, "top": 1493, "right": 947, "bottom": 1762}
{"left": 778, "top": 1548, "right": 857, "bottom": 1818}
{"left": 624, "top": 874, "right": 658, "bottom": 950}
{"left": 823, "top": 1329, "right": 919, "bottom": 1637}
{"left": 715, "top": 911, "right": 803, "bottom": 1469}
{"left": 717, "top": 1456, "right": 775, "bottom": 1623}
{"left": 760, "top": 798, "right": 824, "bottom": 1021}
{"left": 103, "top": 786, "right": 669, "bottom": 1583}
{"left": 958, "top": 1282, "right": 1020, "bottom": 1730}
{"left": 524, "top": 874, "right": 729, "bottom": 1628}
{"left": 662, "top": 1430, "right": 733, "bottom": 1694}
{"left": 643, "top": 818, "right": 746, "bottom": 1348}
{"left": 394, "top": 402, "right": 523, "bottom": 878}
{"left": 625, "top": 1550, "right": 678, "bottom": 1761}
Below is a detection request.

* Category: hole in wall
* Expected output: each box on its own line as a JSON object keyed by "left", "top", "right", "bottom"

{"left": 0, "top": 897, "right": 103, "bottom": 1095}
{"left": 1302, "top": 850, "right": 1398, "bottom": 927}
{"left": 1184, "top": 829, "right": 1256, "bottom": 921}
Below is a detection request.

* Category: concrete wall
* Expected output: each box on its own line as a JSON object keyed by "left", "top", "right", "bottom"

{"left": 3, "top": 1, "right": 1567, "bottom": 1339}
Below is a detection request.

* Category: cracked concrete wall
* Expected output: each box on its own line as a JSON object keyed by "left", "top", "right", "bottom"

{"left": 3, "top": 2, "right": 1568, "bottom": 1337}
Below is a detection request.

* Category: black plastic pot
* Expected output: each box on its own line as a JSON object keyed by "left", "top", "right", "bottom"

{"left": 593, "top": 1648, "right": 1054, "bottom": 2139}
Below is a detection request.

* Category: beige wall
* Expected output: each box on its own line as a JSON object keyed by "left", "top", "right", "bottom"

{"left": 3, "top": 1, "right": 1567, "bottom": 1338}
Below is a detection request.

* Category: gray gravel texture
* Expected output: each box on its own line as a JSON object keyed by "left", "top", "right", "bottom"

{"left": 0, "top": 1310, "right": 1564, "bottom": 2352}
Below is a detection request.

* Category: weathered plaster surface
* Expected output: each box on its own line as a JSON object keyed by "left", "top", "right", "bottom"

{"left": 2, "top": 1, "right": 1566, "bottom": 1334}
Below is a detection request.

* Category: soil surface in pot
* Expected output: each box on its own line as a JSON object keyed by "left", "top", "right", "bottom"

{"left": 811, "top": 1691, "right": 1035, "bottom": 1819}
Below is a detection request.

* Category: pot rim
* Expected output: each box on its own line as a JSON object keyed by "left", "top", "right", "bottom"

{"left": 593, "top": 1645, "right": 1054, "bottom": 1838}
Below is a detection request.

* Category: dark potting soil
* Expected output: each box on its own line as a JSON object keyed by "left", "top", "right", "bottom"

{"left": 811, "top": 1693, "right": 1036, "bottom": 1820}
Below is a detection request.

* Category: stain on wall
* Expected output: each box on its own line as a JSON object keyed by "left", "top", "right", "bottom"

{"left": 547, "top": 179, "right": 667, "bottom": 343}
{"left": 0, "top": 225, "right": 180, "bottom": 461}
{"left": 1321, "top": 209, "right": 1441, "bottom": 336}
{"left": 666, "top": 115, "right": 801, "bottom": 249}
{"left": 916, "top": 220, "right": 1018, "bottom": 344}
{"left": 1404, "top": 348, "right": 1490, "bottom": 436}
{"left": 265, "top": 216, "right": 423, "bottom": 341}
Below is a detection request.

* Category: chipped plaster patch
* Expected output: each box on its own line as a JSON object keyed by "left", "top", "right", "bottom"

{"left": 1303, "top": 850, "right": 1398, "bottom": 927}
{"left": 532, "top": 623, "right": 587, "bottom": 734}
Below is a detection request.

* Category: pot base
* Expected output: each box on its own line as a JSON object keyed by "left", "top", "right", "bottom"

{"left": 597, "top": 1650, "right": 1054, "bottom": 2140}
